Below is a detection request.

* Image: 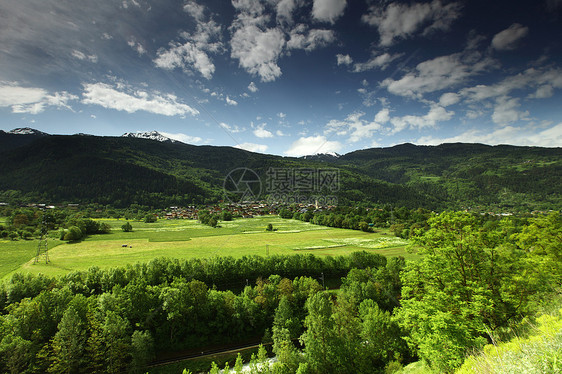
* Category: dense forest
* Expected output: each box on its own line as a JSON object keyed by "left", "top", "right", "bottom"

{"left": 0, "top": 132, "right": 560, "bottom": 210}
{"left": 0, "top": 211, "right": 560, "bottom": 373}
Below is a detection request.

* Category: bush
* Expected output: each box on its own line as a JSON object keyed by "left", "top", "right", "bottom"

{"left": 121, "top": 222, "right": 133, "bottom": 232}
{"left": 63, "top": 226, "right": 83, "bottom": 241}
{"left": 144, "top": 214, "right": 156, "bottom": 223}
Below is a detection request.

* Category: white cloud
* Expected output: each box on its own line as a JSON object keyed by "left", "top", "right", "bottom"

{"left": 352, "top": 53, "right": 402, "bottom": 72}
{"left": 160, "top": 131, "right": 203, "bottom": 144}
{"left": 528, "top": 85, "right": 554, "bottom": 99}
{"left": 374, "top": 108, "right": 390, "bottom": 123}
{"left": 325, "top": 111, "right": 385, "bottom": 142}
{"left": 82, "top": 82, "right": 198, "bottom": 117}
{"left": 390, "top": 104, "right": 454, "bottom": 133}
{"left": 230, "top": 24, "right": 285, "bottom": 82}
{"left": 491, "top": 96, "right": 529, "bottom": 126}
{"left": 183, "top": 1, "right": 205, "bottom": 20}
{"left": 253, "top": 124, "right": 274, "bottom": 138}
{"left": 235, "top": 142, "right": 268, "bottom": 153}
{"left": 248, "top": 81, "right": 259, "bottom": 92}
{"left": 0, "top": 84, "right": 47, "bottom": 106}
{"left": 219, "top": 122, "right": 244, "bottom": 133}
{"left": 491, "top": 23, "right": 529, "bottom": 51}
{"left": 439, "top": 92, "right": 460, "bottom": 106}
{"left": 278, "top": 112, "right": 286, "bottom": 118}
{"left": 285, "top": 135, "right": 342, "bottom": 157}
{"left": 276, "top": 0, "right": 299, "bottom": 22}
{"left": 287, "top": 25, "right": 335, "bottom": 51}
{"left": 229, "top": 2, "right": 337, "bottom": 82}
{"left": 71, "top": 50, "right": 98, "bottom": 62}
{"left": 362, "top": 0, "right": 461, "bottom": 46}
{"left": 154, "top": 13, "right": 223, "bottom": 79}
{"left": 461, "top": 67, "right": 562, "bottom": 102}
{"left": 276, "top": 130, "right": 286, "bottom": 136}
{"left": 336, "top": 54, "right": 352, "bottom": 65}
{"left": 312, "top": 0, "right": 347, "bottom": 24}
{"left": 381, "top": 52, "right": 495, "bottom": 98}
{"left": 417, "top": 122, "right": 562, "bottom": 147}
{"left": 226, "top": 96, "right": 238, "bottom": 106}
{"left": 0, "top": 82, "right": 77, "bottom": 114}
{"left": 127, "top": 39, "right": 146, "bottom": 55}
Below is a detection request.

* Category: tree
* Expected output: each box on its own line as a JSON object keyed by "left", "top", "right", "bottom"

{"left": 220, "top": 211, "right": 233, "bottom": 221}
{"left": 396, "top": 212, "right": 528, "bottom": 372}
{"left": 515, "top": 212, "right": 561, "bottom": 296}
{"left": 121, "top": 221, "right": 133, "bottom": 232}
{"left": 208, "top": 217, "right": 218, "bottom": 228}
{"left": 49, "top": 306, "right": 88, "bottom": 373}
{"left": 299, "top": 293, "right": 338, "bottom": 374}
{"left": 102, "top": 312, "right": 131, "bottom": 374}
{"left": 143, "top": 214, "right": 156, "bottom": 223}
{"left": 63, "top": 226, "right": 83, "bottom": 241}
{"left": 0, "top": 335, "right": 34, "bottom": 374}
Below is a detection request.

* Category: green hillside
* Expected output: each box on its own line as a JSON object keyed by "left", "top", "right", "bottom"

{"left": 0, "top": 134, "right": 560, "bottom": 210}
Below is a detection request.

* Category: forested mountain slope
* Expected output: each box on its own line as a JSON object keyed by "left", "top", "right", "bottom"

{"left": 0, "top": 133, "right": 560, "bottom": 210}
{"left": 336, "top": 143, "right": 562, "bottom": 210}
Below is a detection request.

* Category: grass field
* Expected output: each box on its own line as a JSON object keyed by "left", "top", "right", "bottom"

{"left": 1, "top": 216, "right": 414, "bottom": 279}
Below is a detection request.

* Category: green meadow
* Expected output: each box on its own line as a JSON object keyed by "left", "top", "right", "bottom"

{"left": 2, "top": 216, "right": 413, "bottom": 279}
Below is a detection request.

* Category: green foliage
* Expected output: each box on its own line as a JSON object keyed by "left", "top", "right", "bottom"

{"left": 63, "top": 225, "right": 83, "bottom": 241}
{"left": 198, "top": 211, "right": 220, "bottom": 227}
{"left": 121, "top": 221, "right": 133, "bottom": 232}
{"left": 144, "top": 214, "right": 157, "bottom": 223}
{"left": 49, "top": 306, "right": 88, "bottom": 373}
{"left": 457, "top": 307, "right": 562, "bottom": 374}
{"left": 2, "top": 135, "right": 560, "bottom": 209}
{"left": 220, "top": 211, "right": 233, "bottom": 221}
{"left": 396, "top": 211, "right": 560, "bottom": 372}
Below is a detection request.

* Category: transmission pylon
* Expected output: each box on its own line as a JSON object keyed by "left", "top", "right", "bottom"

{"left": 34, "top": 219, "right": 50, "bottom": 264}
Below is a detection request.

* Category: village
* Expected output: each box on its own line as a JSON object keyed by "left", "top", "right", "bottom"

{"left": 159, "top": 201, "right": 335, "bottom": 220}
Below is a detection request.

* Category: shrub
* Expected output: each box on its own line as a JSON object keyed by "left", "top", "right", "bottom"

{"left": 121, "top": 222, "right": 133, "bottom": 232}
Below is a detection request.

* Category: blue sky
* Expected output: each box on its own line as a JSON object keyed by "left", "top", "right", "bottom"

{"left": 1, "top": 0, "right": 561, "bottom": 156}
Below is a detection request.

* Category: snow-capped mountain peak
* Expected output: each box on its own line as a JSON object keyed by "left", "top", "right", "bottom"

{"left": 121, "top": 131, "right": 178, "bottom": 143}
{"left": 8, "top": 127, "right": 49, "bottom": 136}
{"left": 301, "top": 152, "right": 341, "bottom": 160}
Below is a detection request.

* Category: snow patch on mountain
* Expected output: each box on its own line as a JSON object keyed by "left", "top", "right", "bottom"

{"left": 8, "top": 127, "right": 49, "bottom": 136}
{"left": 121, "top": 131, "right": 179, "bottom": 143}
{"left": 301, "top": 152, "right": 341, "bottom": 160}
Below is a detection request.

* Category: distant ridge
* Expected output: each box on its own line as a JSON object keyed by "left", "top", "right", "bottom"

{"left": 7, "top": 127, "right": 50, "bottom": 136}
{"left": 301, "top": 152, "right": 341, "bottom": 161}
{"left": 0, "top": 127, "right": 50, "bottom": 152}
{"left": 122, "top": 131, "right": 178, "bottom": 143}
{"left": 0, "top": 132, "right": 560, "bottom": 210}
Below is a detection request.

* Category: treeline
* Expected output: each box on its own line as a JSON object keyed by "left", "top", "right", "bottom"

{"left": 0, "top": 252, "right": 392, "bottom": 373}
{"left": 0, "top": 205, "right": 163, "bottom": 241}
{"left": 198, "top": 210, "right": 233, "bottom": 228}
{"left": 280, "top": 206, "right": 432, "bottom": 238}
{"left": 195, "top": 212, "right": 562, "bottom": 374}
{"left": 213, "top": 212, "right": 561, "bottom": 374}
{"left": 1, "top": 212, "right": 560, "bottom": 374}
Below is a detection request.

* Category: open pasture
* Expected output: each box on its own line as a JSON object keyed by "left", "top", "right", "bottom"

{"left": 3, "top": 216, "right": 412, "bottom": 278}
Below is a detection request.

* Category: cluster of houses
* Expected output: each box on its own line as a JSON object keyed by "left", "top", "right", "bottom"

{"left": 160, "top": 202, "right": 331, "bottom": 220}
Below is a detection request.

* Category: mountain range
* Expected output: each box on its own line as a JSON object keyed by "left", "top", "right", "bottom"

{"left": 0, "top": 128, "right": 560, "bottom": 211}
